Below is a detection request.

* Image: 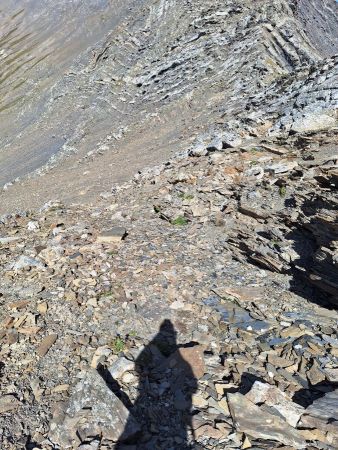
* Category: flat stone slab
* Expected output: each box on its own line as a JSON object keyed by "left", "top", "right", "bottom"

{"left": 0, "top": 236, "right": 21, "bottom": 244}
{"left": 246, "top": 381, "right": 304, "bottom": 427}
{"left": 49, "top": 369, "right": 140, "bottom": 448}
{"left": 96, "top": 227, "right": 127, "bottom": 243}
{"left": 299, "top": 389, "right": 338, "bottom": 436}
{"left": 227, "top": 392, "right": 306, "bottom": 448}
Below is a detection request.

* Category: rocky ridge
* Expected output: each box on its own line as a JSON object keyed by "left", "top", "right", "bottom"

{"left": 0, "top": 121, "right": 337, "bottom": 449}
{"left": 0, "top": 0, "right": 338, "bottom": 449}
{"left": 1, "top": 0, "right": 337, "bottom": 211}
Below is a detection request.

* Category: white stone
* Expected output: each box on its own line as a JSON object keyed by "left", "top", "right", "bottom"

{"left": 246, "top": 381, "right": 304, "bottom": 427}
{"left": 108, "top": 357, "right": 134, "bottom": 379}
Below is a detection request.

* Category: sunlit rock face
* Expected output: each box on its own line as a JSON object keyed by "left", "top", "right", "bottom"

{"left": 0, "top": 0, "right": 337, "bottom": 204}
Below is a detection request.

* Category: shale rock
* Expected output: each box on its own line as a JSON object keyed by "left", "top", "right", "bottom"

{"left": 227, "top": 392, "right": 306, "bottom": 448}
{"left": 49, "top": 369, "right": 140, "bottom": 448}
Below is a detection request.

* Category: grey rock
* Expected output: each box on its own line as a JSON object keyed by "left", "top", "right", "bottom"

{"left": 49, "top": 369, "right": 140, "bottom": 448}
{"left": 27, "top": 221, "right": 40, "bottom": 231}
{"left": 9, "top": 255, "right": 45, "bottom": 271}
{"left": 108, "top": 357, "right": 134, "bottom": 379}
{"left": 291, "top": 112, "right": 336, "bottom": 133}
{"left": 299, "top": 389, "right": 338, "bottom": 435}
{"left": 189, "top": 143, "right": 208, "bottom": 157}
{"left": 323, "top": 368, "right": 338, "bottom": 382}
{"left": 227, "top": 392, "right": 306, "bottom": 448}
{"left": 78, "top": 441, "right": 100, "bottom": 450}
{"left": 207, "top": 136, "right": 223, "bottom": 152}
{"left": 245, "top": 381, "right": 304, "bottom": 427}
{"left": 0, "top": 236, "right": 20, "bottom": 245}
{"left": 265, "top": 161, "right": 298, "bottom": 174}
{"left": 221, "top": 132, "right": 242, "bottom": 149}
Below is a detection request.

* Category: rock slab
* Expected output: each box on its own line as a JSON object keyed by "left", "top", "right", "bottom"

{"left": 246, "top": 381, "right": 304, "bottom": 427}
{"left": 227, "top": 392, "right": 306, "bottom": 448}
{"left": 299, "top": 389, "right": 338, "bottom": 436}
{"left": 49, "top": 369, "right": 140, "bottom": 448}
{"left": 97, "top": 227, "right": 127, "bottom": 243}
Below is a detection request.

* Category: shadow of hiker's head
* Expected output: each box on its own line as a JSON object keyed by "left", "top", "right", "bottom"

{"left": 151, "top": 319, "right": 178, "bottom": 357}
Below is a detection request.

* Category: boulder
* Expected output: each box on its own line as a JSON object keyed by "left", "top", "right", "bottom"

{"left": 49, "top": 369, "right": 140, "bottom": 448}
{"left": 299, "top": 389, "right": 338, "bottom": 437}
{"left": 245, "top": 381, "right": 304, "bottom": 427}
{"left": 227, "top": 392, "right": 306, "bottom": 448}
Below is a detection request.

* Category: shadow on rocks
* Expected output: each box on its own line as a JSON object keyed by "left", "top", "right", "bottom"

{"left": 98, "top": 363, "right": 134, "bottom": 411}
{"left": 292, "top": 380, "right": 336, "bottom": 408}
{"left": 237, "top": 372, "right": 267, "bottom": 395}
{"left": 115, "top": 319, "right": 198, "bottom": 449}
{"left": 286, "top": 192, "right": 338, "bottom": 309}
{"left": 0, "top": 361, "right": 4, "bottom": 377}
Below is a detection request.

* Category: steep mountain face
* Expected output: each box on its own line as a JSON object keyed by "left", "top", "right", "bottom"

{"left": 296, "top": 0, "right": 338, "bottom": 56}
{"left": 0, "top": 0, "right": 337, "bottom": 211}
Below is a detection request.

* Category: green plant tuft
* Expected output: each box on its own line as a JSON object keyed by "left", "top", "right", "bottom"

{"left": 171, "top": 216, "right": 188, "bottom": 226}
{"left": 110, "top": 336, "right": 125, "bottom": 354}
{"left": 178, "top": 193, "right": 194, "bottom": 201}
{"left": 279, "top": 186, "right": 286, "bottom": 197}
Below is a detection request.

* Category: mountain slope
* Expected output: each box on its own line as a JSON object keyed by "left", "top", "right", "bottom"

{"left": 0, "top": 0, "right": 337, "bottom": 213}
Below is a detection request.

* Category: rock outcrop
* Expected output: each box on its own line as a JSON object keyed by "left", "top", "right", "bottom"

{"left": 0, "top": 125, "right": 338, "bottom": 449}
{"left": 0, "top": 1, "right": 337, "bottom": 449}
{"left": 0, "top": 0, "right": 337, "bottom": 210}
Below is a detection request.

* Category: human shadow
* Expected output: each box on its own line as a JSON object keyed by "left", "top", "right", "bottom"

{"left": 115, "top": 319, "right": 198, "bottom": 449}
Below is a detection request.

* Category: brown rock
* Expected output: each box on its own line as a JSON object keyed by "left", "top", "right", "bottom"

{"left": 281, "top": 326, "right": 312, "bottom": 338}
{"left": 9, "top": 300, "right": 30, "bottom": 310}
{"left": 267, "top": 354, "right": 296, "bottom": 368}
{"left": 298, "top": 429, "right": 329, "bottom": 444}
{"left": 192, "top": 393, "right": 208, "bottom": 408}
{"left": 17, "top": 326, "right": 41, "bottom": 335}
{"left": 215, "top": 422, "right": 232, "bottom": 436}
{"left": 218, "top": 286, "right": 263, "bottom": 303}
{"left": 7, "top": 328, "right": 18, "bottom": 344}
{"left": 167, "top": 345, "right": 205, "bottom": 379}
{"left": 0, "top": 395, "right": 21, "bottom": 414}
{"left": 2, "top": 316, "right": 14, "bottom": 329}
{"left": 242, "top": 435, "right": 252, "bottom": 449}
{"left": 195, "top": 424, "right": 224, "bottom": 440}
{"left": 37, "top": 333, "right": 58, "bottom": 357}
{"left": 306, "top": 362, "right": 325, "bottom": 385}
{"left": 37, "top": 302, "right": 48, "bottom": 314}
{"left": 218, "top": 397, "right": 230, "bottom": 416}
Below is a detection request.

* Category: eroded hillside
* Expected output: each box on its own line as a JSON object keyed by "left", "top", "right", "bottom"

{"left": 0, "top": 0, "right": 337, "bottom": 212}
